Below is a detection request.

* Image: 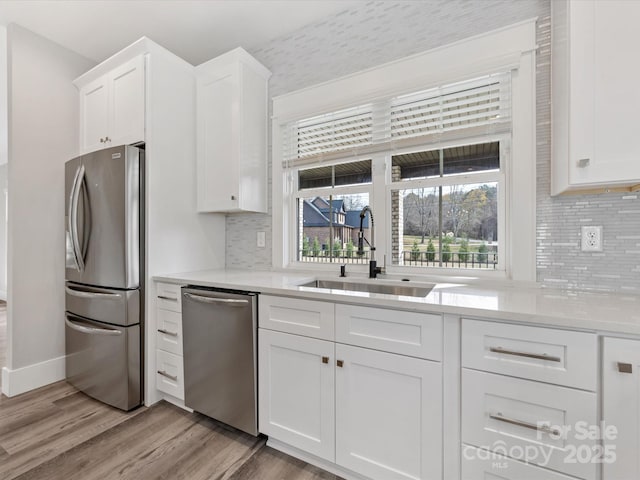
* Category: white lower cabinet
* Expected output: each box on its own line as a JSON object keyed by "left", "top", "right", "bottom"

{"left": 462, "top": 369, "right": 597, "bottom": 480}
{"left": 258, "top": 326, "right": 442, "bottom": 480}
{"left": 462, "top": 447, "right": 577, "bottom": 480}
{"left": 335, "top": 344, "right": 442, "bottom": 480}
{"left": 603, "top": 337, "right": 640, "bottom": 480}
{"left": 258, "top": 329, "right": 335, "bottom": 461}
{"left": 156, "top": 350, "right": 184, "bottom": 400}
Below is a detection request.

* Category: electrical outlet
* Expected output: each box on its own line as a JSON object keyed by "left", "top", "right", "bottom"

{"left": 257, "top": 231, "right": 266, "bottom": 248}
{"left": 581, "top": 226, "right": 603, "bottom": 252}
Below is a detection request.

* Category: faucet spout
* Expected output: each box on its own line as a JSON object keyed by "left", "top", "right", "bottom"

{"left": 358, "top": 206, "right": 383, "bottom": 278}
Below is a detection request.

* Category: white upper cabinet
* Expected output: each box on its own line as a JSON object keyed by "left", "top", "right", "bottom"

{"left": 78, "top": 55, "right": 145, "bottom": 153}
{"left": 552, "top": 0, "right": 640, "bottom": 194}
{"left": 196, "top": 48, "right": 271, "bottom": 213}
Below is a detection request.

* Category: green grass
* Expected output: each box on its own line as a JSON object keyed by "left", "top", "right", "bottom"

{"left": 402, "top": 235, "right": 487, "bottom": 253}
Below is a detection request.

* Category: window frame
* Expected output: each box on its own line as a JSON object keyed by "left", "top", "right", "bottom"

{"left": 290, "top": 156, "right": 374, "bottom": 267}
{"left": 272, "top": 19, "right": 537, "bottom": 282}
{"left": 384, "top": 136, "right": 508, "bottom": 274}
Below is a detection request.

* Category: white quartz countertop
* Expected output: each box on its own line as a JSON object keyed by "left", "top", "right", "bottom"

{"left": 153, "top": 269, "right": 640, "bottom": 335}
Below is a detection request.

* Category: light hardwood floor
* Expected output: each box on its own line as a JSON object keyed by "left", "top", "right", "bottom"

{"left": 0, "top": 380, "right": 342, "bottom": 480}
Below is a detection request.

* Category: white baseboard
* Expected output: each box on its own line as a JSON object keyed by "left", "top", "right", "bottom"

{"left": 267, "top": 438, "right": 369, "bottom": 480}
{"left": 1, "top": 355, "right": 66, "bottom": 397}
{"left": 0, "top": 289, "right": 6, "bottom": 301}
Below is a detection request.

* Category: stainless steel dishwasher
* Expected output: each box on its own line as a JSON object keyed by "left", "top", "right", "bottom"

{"left": 181, "top": 286, "right": 258, "bottom": 436}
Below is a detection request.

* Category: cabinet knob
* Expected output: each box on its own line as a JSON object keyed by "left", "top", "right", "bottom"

{"left": 322, "top": 356, "right": 329, "bottom": 364}
{"left": 577, "top": 158, "right": 590, "bottom": 168}
{"left": 337, "top": 360, "right": 344, "bottom": 368}
{"left": 105, "top": 136, "right": 111, "bottom": 143}
{"left": 231, "top": 195, "right": 236, "bottom": 201}
{"left": 618, "top": 362, "right": 633, "bottom": 373}
{"left": 99, "top": 138, "right": 105, "bottom": 143}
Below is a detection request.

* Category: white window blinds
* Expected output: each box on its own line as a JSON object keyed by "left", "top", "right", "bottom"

{"left": 282, "top": 72, "right": 511, "bottom": 167}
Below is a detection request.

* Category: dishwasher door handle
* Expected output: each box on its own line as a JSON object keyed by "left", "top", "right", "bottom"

{"left": 183, "top": 292, "right": 249, "bottom": 306}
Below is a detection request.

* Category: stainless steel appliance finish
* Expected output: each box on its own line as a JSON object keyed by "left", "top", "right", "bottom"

{"left": 65, "top": 313, "right": 140, "bottom": 411}
{"left": 65, "top": 283, "right": 140, "bottom": 326}
{"left": 182, "top": 287, "right": 258, "bottom": 436}
{"left": 65, "top": 146, "right": 141, "bottom": 289}
{"left": 64, "top": 145, "right": 144, "bottom": 411}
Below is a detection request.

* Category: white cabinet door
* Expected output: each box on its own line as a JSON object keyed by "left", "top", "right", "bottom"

{"left": 196, "top": 49, "right": 270, "bottom": 213}
{"left": 79, "top": 76, "right": 109, "bottom": 153}
{"left": 603, "top": 337, "right": 640, "bottom": 480}
{"left": 569, "top": 0, "right": 640, "bottom": 187}
{"left": 108, "top": 55, "right": 145, "bottom": 148}
{"left": 78, "top": 54, "right": 145, "bottom": 154}
{"left": 258, "top": 329, "right": 335, "bottom": 462}
{"left": 335, "top": 344, "right": 442, "bottom": 480}
{"left": 197, "top": 63, "right": 239, "bottom": 212}
{"left": 553, "top": 0, "right": 640, "bottom": 193}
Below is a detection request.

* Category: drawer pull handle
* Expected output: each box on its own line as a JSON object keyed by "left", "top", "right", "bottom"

{"left": 490, "top": 413, "right": 560, "bottom": 436}
{"left": 489, "top": 347, "right": 561, "bottom": 363}
{"left": 157, "top": 370, "right": 178, "bottom": 381}
{"left": 577, "top": 158, "right": 590, "bottom": 168}
{"left": 618, "top": 362, "right": 633, "bottom": 374}
{"left": 322, "top": 356, "right": 329, "bottom": 364}
{"left": 337, "top": 360, "right": 344, "bottom": 368}
{"left": 158, "top": 295, "right": 178, "bottom": 302}
{"left": 158, "top": 329, "right": 178, "bottom": 337}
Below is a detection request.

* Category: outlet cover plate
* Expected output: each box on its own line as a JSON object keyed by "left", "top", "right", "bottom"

{"left": 257, "top": 231, "right": 266, "bottom": 248}
{"left": 581, "top": 226, "right": 603, "bottom": 252}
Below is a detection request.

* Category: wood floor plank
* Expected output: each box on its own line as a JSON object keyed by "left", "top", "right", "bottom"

{"left": 0, "top": 391, "right": 146, "bottom": 479}
{"left": 1, "top": 378, "right": 344, "bottom": 480}
{"left": 227, "top": 446, "right": 343, "bottom": 480}
{"left": 12, "top": 402, "right": 198, "bottom": 480}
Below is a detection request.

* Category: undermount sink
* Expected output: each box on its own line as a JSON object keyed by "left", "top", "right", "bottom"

{"left": 299, "top": 279, "right": 434, "bottom": 297}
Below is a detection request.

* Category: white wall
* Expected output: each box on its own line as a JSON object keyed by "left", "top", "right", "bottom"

{"left": 0, "top": 26, "right": 7, "bottom": 300}
{"left": 0, "top": 164, "right": 7, "bottom": 300}
{"left": 2, "top": 24, "right": 94, "bottom": 395}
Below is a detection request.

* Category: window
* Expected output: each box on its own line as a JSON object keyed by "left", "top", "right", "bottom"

{"left": 272, "top": 20, "right": 536, "bottom": 281}
{"left": 296, "top": 160, "right": 372, "bottom": 264}
{"left": 390, "top": 141, "right": 504, "bottom": 270}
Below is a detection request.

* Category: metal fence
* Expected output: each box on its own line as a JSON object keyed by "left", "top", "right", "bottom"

{"left": 299, "top": 249, "right": 371, "bottom": 264}
{"left": 401, "top": 250, "right": 498, "bottom": 269}
{"left": 298, "top": 249, "right": 498, "bottom": 269}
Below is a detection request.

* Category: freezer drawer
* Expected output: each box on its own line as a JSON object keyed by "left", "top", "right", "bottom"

{"left": 65, "top": 313, "right": 140, "bottom": 411}
{"left": 66, "top": 282, "right": 139, "bottom": 327}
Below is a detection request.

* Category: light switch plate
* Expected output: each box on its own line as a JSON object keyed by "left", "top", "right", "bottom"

{"left": 257, "top": 231, "right": 266, "bottom": 248}
{"left": 581, "top": 226, "right": 603, "bottom": 252}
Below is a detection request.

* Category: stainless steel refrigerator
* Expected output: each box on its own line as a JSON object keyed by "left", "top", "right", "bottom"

{"left": 64, "top": 145, "right": 144, "bottom": 411}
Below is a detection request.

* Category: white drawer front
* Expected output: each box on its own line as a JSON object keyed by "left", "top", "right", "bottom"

{"left": 156, "top": 282, "right": 182, "bottom": 312}
{"left": 259, "top": 295, "right": 334, "bottom": 340}
{"left": 462, "top": 369, "right": 597, "bottom": 480}
{"left": 335, "top": 304, "right": 442, "bottom": 361}
{"left": 462, "top": 447, "right": 578, "bottom": 480}
{"left": 156, "top": 308, "right": 183, "bottom": 355}
{"left": 156, "top": 350, "right": 184, "bottom": 400}
{"left": 462, "top": 319, "right": 597, "bottom": 390}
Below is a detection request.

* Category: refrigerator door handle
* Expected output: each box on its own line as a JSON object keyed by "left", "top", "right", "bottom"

{"left": 65, "top": 286, "right": 121, "bottom": 299}
{"left": 69, "top": 164, "right": 86, "bottom": 272}
{"left": 67, "top": 165, "right": 81, "bottom": 271}
{"left": 65, "top": 316, "right": 123, "bottom": 336}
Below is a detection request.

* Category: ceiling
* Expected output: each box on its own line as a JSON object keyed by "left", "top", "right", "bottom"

{"left": 0, "top": 0, "right": 365, "bottom": 65}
